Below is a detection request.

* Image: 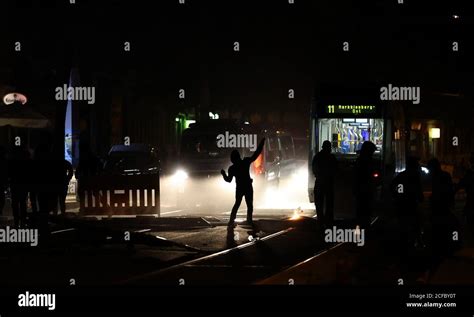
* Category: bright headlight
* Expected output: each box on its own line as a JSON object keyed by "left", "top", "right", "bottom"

{"left": 172, "top": 169, "right": 188, "bottom": 184}
{"left": 421, "top": 167, "right": 429, "bottom": 174}
{"left": 292, "top": 167, "right": 308, "bottom": 182}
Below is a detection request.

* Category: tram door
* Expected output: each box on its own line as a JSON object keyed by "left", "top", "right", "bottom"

{"left": 309, "top": 104, "right": 385, "bottom": 220}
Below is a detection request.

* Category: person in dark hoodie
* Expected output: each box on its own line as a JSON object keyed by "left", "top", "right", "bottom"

{"left": 33, "top": 144, "right": 57, "bottom": 217}
{"left": 8, "top": 146, "right": 31, "bottom": 228}
{"left": 221, "top": 138, "right": 265, "bottom": 227}
{"left": 427, "top": 158, "right": 458, "bottom": 255}
{"left": 353, "top": 141, "right": 377, "bottom": 230}
{"left": 391, "top": 156, "right": 425, "bottom": 250}
{"left": 75, "top": 142, "right": 102, "bottom": 207}
{"left": 312, "top": 140, "right": 337, "bottom": 227}
{"left": 29, "top": 144, "right": 47, "bottom": 214}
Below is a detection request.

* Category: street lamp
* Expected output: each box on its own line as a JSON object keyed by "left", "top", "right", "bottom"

{"left": 430, "top": 128, "right": 440, "bottom": 139}
{"left": 209, "top": 112, "right": 219, "bottom": 120}
{"left": 3, "top": 92, "right": 27, "bottom": 105}
{"left": 430, "top": 128, "right": 440, "bottom": 157}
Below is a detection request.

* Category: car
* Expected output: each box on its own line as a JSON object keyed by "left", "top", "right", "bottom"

{"left": 169, "top": 121, "right": 304, "bottom": 208}
{"left": 103, "top": 144, "right": 160, "bottom": 176}
{"left": 79, "top": 143, "right": 161, "bottom": 215}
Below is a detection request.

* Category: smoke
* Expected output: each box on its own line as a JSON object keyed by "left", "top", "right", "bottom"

{"left": 255, "top": 168, "right": 314, "bottom": 211}
{"left": 160, "top": 164, "right": 315, "bottom": 215}
{"left": 160, "top": 175, "right": 235, "bottom": 211}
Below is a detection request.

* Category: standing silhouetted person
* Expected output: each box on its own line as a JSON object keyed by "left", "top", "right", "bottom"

{"left": 221, "top": 138, "right": 265, "bottom": 227}
{"left": 76, "top": 143, "right": 102, "bottom": 205}
{"left": 391, "top": 156, "right": 424, "bottom": 250}
{"left": 427, "top": 158, "right": 458, "bottom": 261}
{"left": 428, "top": 158, "right": 454, "bottom": 217}
{"left": 55, "top": 158, "right": 74, "bottom": 215}
{"left": 353, "top": 141, "right": 377, "bottom": 230}
{"left": 76, "top": 144, "right": 101, "bottom": 181}
{"left": 312, "top": 140, "right": 337, "bottom": 226}
{"left": 8, "top": 147, "right": 31, "bottom": 228}
{"left": 33, "top": 145, "right": 57, "bottom": 217}
{"left": 0, "top": 146, "right": 7, "bottom": 216}
{"left": 457, "top": 153, "right": 474, "bottom": 237}
{"left": 30, "top": 145, "right": 46, "bottom": 214}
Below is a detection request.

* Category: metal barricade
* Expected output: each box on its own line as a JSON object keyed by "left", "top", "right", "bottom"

{"left": 78, "top": 174, "right": 160, "bottom": 216}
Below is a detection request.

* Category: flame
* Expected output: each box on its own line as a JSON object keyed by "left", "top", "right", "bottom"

{"left": 289, "top": 207, "right": 303, "bottom": 220}
{"left": 252, "top": 153, "right": 264, "bottom": 175}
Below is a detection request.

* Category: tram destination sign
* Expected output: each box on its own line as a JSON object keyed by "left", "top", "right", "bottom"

{"left": 325, "top": 104, "right": 377, "bottom": 115}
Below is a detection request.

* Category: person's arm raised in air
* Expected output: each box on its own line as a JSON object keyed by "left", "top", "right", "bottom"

{"left": 250, "top": 138, "right": 265, "bottom": 163}
{"left": 221, "top": 168, "right": 233, "bottom": 183}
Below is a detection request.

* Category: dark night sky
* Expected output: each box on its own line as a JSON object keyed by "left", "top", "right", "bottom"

{"left": 1, "top": 0, "right": 472, "bottom": 112}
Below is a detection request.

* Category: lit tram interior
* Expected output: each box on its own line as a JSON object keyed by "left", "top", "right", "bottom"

{"left": 318, "top": 118, "right": 384, "bottom": 157}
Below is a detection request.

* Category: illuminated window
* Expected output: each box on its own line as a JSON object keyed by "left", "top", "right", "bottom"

{"left": 429, "top": 128, "right": 440, "bottom": 139}
{"left": 317, "top": 118, "right": 384, "bottom": 155}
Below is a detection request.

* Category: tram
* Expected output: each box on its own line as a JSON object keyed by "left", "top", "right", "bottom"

{"left": 308, "top": 83, "right": 401, "bottom": 218}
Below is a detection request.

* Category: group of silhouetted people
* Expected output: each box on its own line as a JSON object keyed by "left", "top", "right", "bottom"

{"left": 0, "top": 145, "right": 74, "bottom": 228}
{"left": 391, "top": 156, "right": 472, "bottom": 258}
{"left": 312, "top": 140, "right": 474, "bottom": 247}
{"left": 312, "top": 140, "right": 379, "bottom": 230}
{"left": 310, "top": 138, "right": 474, "bottom": 275}
{"left": 389, "top": 155, "right": 474, "bottom": 280}
{"left": 220, "top": 138, "right": 379, "bottom": 230}
{"left": 217, "top": 135, "right": 474, "bottom": 265}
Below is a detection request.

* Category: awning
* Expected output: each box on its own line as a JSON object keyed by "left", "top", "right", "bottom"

{"left": 0, "top": 104, "right": 50, "bottom": 129}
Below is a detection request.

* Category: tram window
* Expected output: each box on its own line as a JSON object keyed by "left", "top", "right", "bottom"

{"left": 279, "top": 136, "right": 295, "bottom": 160}
{"left": 266, "top": 137, "right": 279, "bottom": 162}
{"left": 318, "top": 118, "right": 384, "bottom": 155}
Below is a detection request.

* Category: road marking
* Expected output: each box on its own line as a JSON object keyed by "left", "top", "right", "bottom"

{"left": 161, "top": 231, "right": 203, "bottom": 241}
{"left": 185, "top": 264, "right": 267, "bottom": 268}
{"left": 221, "top": 208, "right": 245, "bottom": 215}
{"left": 135, "top": 229, "right": 151, "bottom": 233}
{"left": 51, "top": 228, "right": 76, "bottom": 235}
{"left": 161, "top": 209, "right": 184, "bottom": 215}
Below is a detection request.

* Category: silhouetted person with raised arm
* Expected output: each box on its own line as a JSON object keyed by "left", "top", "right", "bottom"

{"left": 8, "top": 146, "right": 31, "bottom": 228}
{"left": 221, "top": 138, "right": 265, "bottom": 227}
{"left": 391, "top": 156, "right": 424, "bottom": 250}
{"left": 312, "top": 140, "right": 337, "bottom": 227}
{"left": 353, "top": 141, "right": 376, "bottom": 230}
{"left": 0, "top": 146, "right": 7, "bottom": 216}
{"left": 457, "top": 153, "right": 474, "bottom": 237}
